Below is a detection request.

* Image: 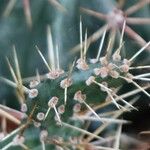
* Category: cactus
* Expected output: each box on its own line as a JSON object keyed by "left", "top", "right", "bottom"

{"left": 0, "top": 0, "right": 150, "bottom": 150}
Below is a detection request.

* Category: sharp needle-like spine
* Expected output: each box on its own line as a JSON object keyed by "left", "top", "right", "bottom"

{"left": 0, "top": 77, "right": 29, "bottom": 93}
{"left": 0, "top": 108, "right": 21, "bottom": 125}
{"left": 62, "top": 122, "right": 104, "bottom": 140}
{"left": 120, "top": 76, "right": 150, "bottom": 97}
{"left": 1, "top": 124, "right": 25, "bottom": 142}
{"left": 13, "top": 46, "right": 22, "bottom": 85}
{"left": 53, "top": 106, "right": 62, "bottom": 125}
{"left": 134, "top": 73, "right": 150, "bottom": 79}
{"left": 93, "top": 80, "right": 121, "bottom": 109}
{"left": 85, "top": 97, "right": 138, "bottom": 142}
{"left": 134, "top": 77, "right": 150, "bottom": 82}
{"left": 44, "top": 107, "right": 51, "bottom": 120}
{"left": 107, "top": 92, "right": 121, "bottom": 109}
{"left": 83, "top": 29, "right": 87, "bottom": 60}
{"left": 1, "top": 141, "right": 13, "bottom": 150}
{"left": 41, "top": 141, "right": 45, "bottom": 150}
{"left": 80, "top": 16, "right": 83, "bottom": 59}
{"left": 36, "top": 45, "right": 51, "bottom": 71}
{"left": 83, "top": 101, "right": 104, "bottom": 123}
{"left": 56, "top": 45, "right": 60, "bottom": 69}
{"left": 47, "top": 25, "right": 55, "bottom": 70}
{"left": 3, "top": 0, "right": 16, "bottom": 17}
{"left": 72, "top": 116, "right": 130, "bottom": 124}
{"left": 129, "top": 65, "right": 150, "bottom": 70}
{"left": 129, "top": 41, "right": 150, "bottom": 62}
{"left": 64, "top": 87, "right": 67, "bottom": 105}
{"left": 113, "top": 124, "right": 122, "bottom": 149}
{"left": 96, "top": 27, "right": 107, "bottom": 60}
{"left": 6, "top": 57, "right": 18, "bottom": 84}
{"left": 112, "top": 92, "right": 138, "bottom": 111}
{"left": 132, "top": 81, "right": 150, "bottom": 97}
{"left": 36, "top": 69, "right": 41, "bottom": 83}
{"left": 120, "top": 20, "right": 126, "bottom": 47}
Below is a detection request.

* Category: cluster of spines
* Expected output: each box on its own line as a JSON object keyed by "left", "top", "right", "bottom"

{"left": 0, "top": 19, "right": 150, "bottom": 150}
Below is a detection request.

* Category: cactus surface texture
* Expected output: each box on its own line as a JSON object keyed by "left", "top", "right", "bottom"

{"left": 0, "top": 0, "right": 150, "bottom": 150}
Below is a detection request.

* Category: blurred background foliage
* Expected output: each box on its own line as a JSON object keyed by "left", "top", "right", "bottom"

{"left": 0, "top": 0, "right": 150, "bottom": 145}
